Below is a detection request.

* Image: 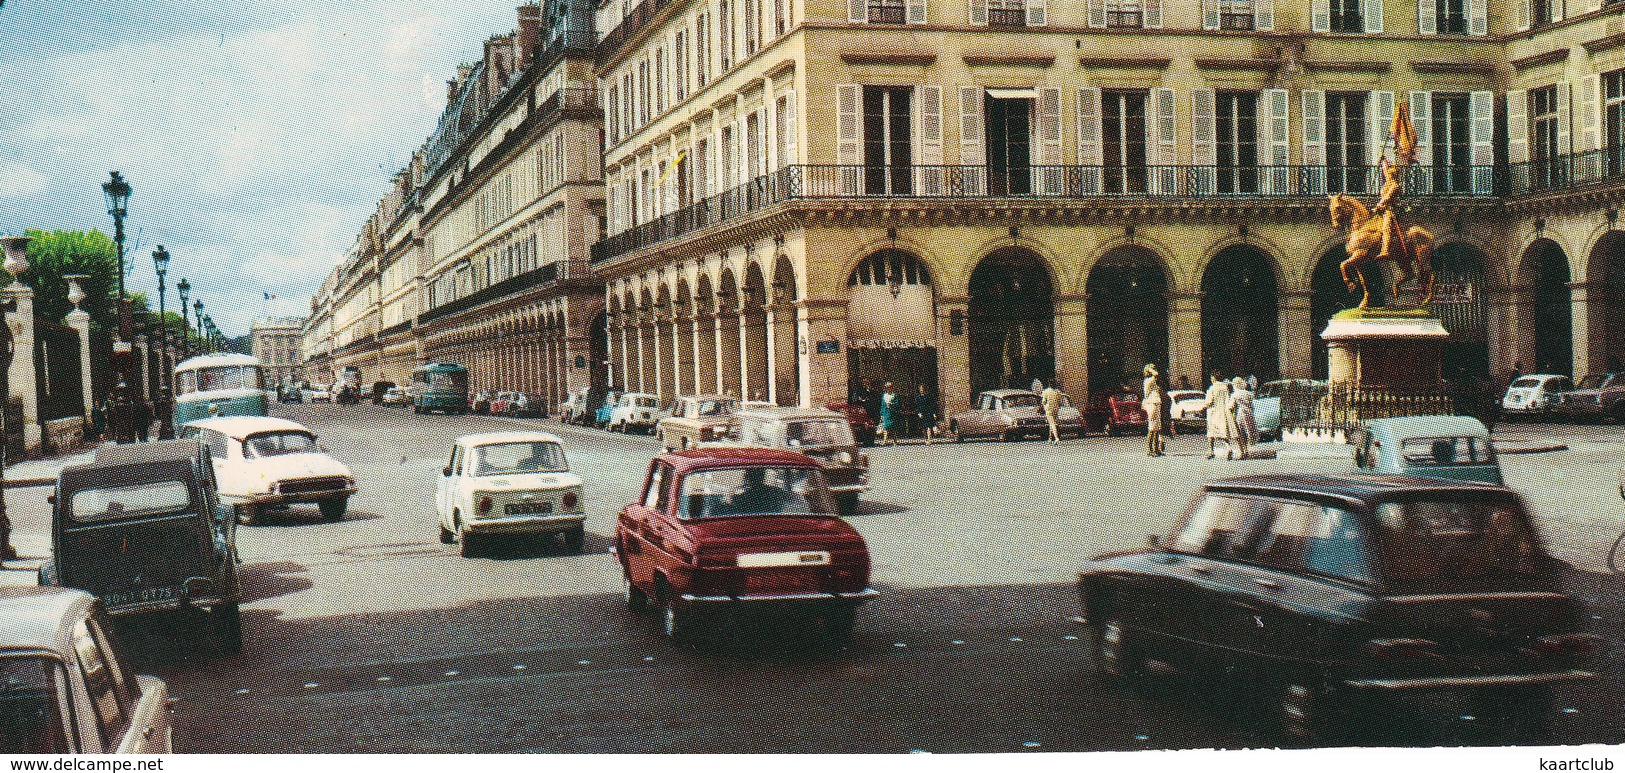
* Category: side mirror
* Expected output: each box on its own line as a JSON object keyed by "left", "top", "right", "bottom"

{"left": 1146, "top": 534, "right": 1162, "bottom": 549}
{"left": 442, "top": 466, "right": 453, "bottom": 477}
{"left": 46, "top": 494, "right": 57, "bottom": 506}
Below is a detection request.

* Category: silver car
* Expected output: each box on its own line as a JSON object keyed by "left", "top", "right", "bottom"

{"left": 0, "top": 588, "right": 172, "bottom": 753}
{"left": 948, "top": 389, "right": 1084, "bottom": 441}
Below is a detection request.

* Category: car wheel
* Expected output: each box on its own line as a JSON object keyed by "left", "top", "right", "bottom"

{"left": 563, "top": 525, "right": 585, "bottom": 554}
{"left": 318, "top": 497, "right": 348, "bottom": 522}
{"left": 439, "top": 522, "right": 455, "bottom": 544}
{"left": 460, "top": 532, "right": 481, "bottom": 558}
{"left": 1093, "top": 616, "right": 1147, "bottom": 686}
{"left": 235, "top": 504, "right": 259, "bottom": 526}
{"left": 1278, "top": 678, "right": 1353, "bottom": 744}
{"left": 837, "top": 493, "right": 860, "bottom": 515}
{"left": 679, "top": 437, "right": 691, "bottom": 451}
{"left": 212, "top": 602, "right": 243, "bottom": 656}
{"left": 1477, "top": 686, "right": 1555, "bottom": 738}
{"left": 822, "top": 606, "right": 856, "bottom": 649}
{"left": 623, "top": 572, "right": 650, "bottom": 615}
{"left": 949, "top": 422, "right": 963, "bottom": 443}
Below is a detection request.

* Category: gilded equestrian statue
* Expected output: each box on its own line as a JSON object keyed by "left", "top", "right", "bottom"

{"left": 1328, "top": 101, "right": 1436, "bottom": 310}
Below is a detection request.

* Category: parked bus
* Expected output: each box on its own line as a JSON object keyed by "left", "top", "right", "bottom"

{"left": 174, "top": 353, "right": 268, "bottom": 427}
{"left": 411, "top": 363, "right": 470, "bottom": 414}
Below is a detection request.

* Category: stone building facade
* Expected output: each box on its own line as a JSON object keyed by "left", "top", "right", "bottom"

{"left": 251, "top": 316, "right": 306, "bottom": 388}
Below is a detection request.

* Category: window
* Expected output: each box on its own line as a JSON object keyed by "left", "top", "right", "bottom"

{"left": 1170, "top": 494, "right": 1267, "bottom": 557}
{"left": 1103, "top": 90, "right": 1148, "bottom": 194}
{"left": 245, "top": 431, "right": 320, "bottom": 459}
{"left": 989, "top": 0, "right": 1027, "bottom": 26}
{"left": 1606, "top": 70, "right": 1624, "bottom": 174}
{"left": 696, "top": 13, "right": 710, "bottom": 86}
{"left": 719, "top": 0, "right": 733, "bottom": 71}
{"left": 1330, "top": 0, "right": 1362, "bottom": 32}
{"left": 868, "top": 0, "right": 906, "bottom": 23}
{"left": 1105, "top": 0, "right": 1143, "bottom": 27}
{"left": 70, "top": 481, "right": 192, "bottom": 523}
{"left": 986, "top": 93, "right": 1032, "bottom": 195}
{"left": 677, "top": 466, "right": 836, "bottom": 517}
{"left": 785, "top": 420, "right": 856, "bottom": 447}
{"left": 1435, "top": 0, "right": 1466, "bottom": 33}
{"left": 654, "top": 47, "right": 667, "bottom": 115}
{"left": 1219, "top": 0, "right": 1255, "bottom": 28}
{"left": 674, "top": 30, "right": 688, "bottom": 102}
{"left": 0, "top": 657, "right": 70, "bottom": 753}
{"left": 1431, "top": 94, "right": 1471, "bottom": 192}
{"left": 1215, "top": 92, "right": 1258, "bottom": 193}
{"left": 745, "top": 0, "right": 760, "bottom": 55}
{"left": 863, "top": 86, "right": 913, "bottom": 195}
{"left": 638, "top": 59, "right": 650, "bottom": 125}
{"left": 73, "top": 618, "right": 130, "bottom": 750}
{"left": 1325, "top": 92, "right": 1367, "bottom": 193}
{"left": 1531, "top": 0, "right": 1559, "bottom": 26}
{"left": 1374, "top": 498, "right": 1541, "bottom": 591}
{"left": 641, "top": 462, "right": 668, "bottom": 508}
{"left": 1399, "top": 436, "right": 1495, "bottom": 466}
{"left": 776, "top": 0, "right": 790, "bottom": 33}
{"left": 1530, "top": 86, "right": 1562, "bottom": 190}
{"left": 472, "top": 442, "right": 569, "bottom": 475}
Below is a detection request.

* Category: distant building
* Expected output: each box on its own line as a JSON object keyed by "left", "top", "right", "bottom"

{"left": 252, "top": 316, "right": 306, "bottom": 388}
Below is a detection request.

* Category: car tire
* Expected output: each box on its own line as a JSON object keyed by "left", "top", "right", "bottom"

{"left": 1478, "top": 686, "right": 1555, "bottom": 738}
{"left": 1278, "top": 678, "right": 1350, "bottom": 744}
{"left": 949, "top": 422, "right": 963, "bottom": 443}
{"left": 460, "top": 532, "right": 481, "bottom": 558}
{"left": 563, "top": 525, "right": 585, "bottom": 554}
{"left": 318, "top": 497, "right": 348, "bottom": 522}
{"left": 1093, "top": 616, "right": 1147, "bottom": 686}
{"left": 235, "top": 504, "right": 259, "bottom": 526}
{"left": 822, "top": 606, "right": 856, "bottom": 649}
{"left": 439, "top": 523, "right": 455, "bottom": 544}
{"left": 837, "top": 492, "right": 860, "bottom": 515}
{"left": 212, "top": 602, "right": 243, "bottom": 656}
{"left": 623, "top": 572, "right": 650, "bottom": 614}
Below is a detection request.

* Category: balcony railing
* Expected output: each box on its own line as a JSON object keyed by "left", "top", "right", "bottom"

{"left": 535, "top": 29, "right": 595, "bottom": 75}
{"left": 1507, "top": 147, "right": 1625, "bottom": 196}
{"left": 535, "top": 85, "right": 598, "bottom": 119}
{"left": 867, "top": 3, "right": 906, "bottom": 23}
{"left": 597, "top": 0, "right": 675, "bottom": 65}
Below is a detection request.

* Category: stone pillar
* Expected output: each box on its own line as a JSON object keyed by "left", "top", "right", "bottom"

{"left": 1166, "top": 291, "right": 1204, "bottom": 387}
{"left": 1569, "top": 281, "right": 1595, "bottom": 378}
{"left": 1484, "top": 284, "right": 1525, "bottom": 379}
{"left": 768, "top": 304, "right": 798, "bottom": 406}
{"left": 651, "top": 317, "right": 667, "bottom": 399}
{"left": 693, "top": 315, "right": 715, "bottom": 394}
{"left": 132, "top": 335, "right": 149, "bottom": 404}
{"left": 935, "top": 296, "right": 970, "bottom": 414}
{"left": 1277, "top": 289, "right": 1314, "bottom": 379}
{"left": 66, "top": 308, "right": 93, "bottom": 421}
{"left": 716, "top": 310, "right": 742, "bottom": 397}
{"left": 801, "top": 299, "right": 849, "bottom": 408}
{"left": 1054, "top": 294, "right": 1088, "bottom": 398}
{"left": 635, "top": 319, "right": 649, "bottom": 393}
{"left": 3, "top": 285, "right": 41, "bottom": 451}
{"left": 615, "top": 317, "right": 630, "bottom": 390}
{"left": 670, "top": 313, "right": 689, "bottom": 398}
{"left": 742, "top": 311, "right": 769, "bottom": 401}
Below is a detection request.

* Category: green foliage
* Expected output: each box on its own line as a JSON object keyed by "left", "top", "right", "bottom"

{"left": 20, "top": 229, "right": 121, "bottom": 329}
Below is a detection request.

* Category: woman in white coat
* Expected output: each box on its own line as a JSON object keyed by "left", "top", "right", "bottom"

{"left": 1202, "top": 371, "right": 1238, "bottom": 460}
{"left": 1229, "top": 376, "right": 1257, "bottom": 459}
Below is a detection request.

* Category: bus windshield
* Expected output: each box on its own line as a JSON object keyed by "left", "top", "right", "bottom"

{"left": 177, "top": 365, "right": 263, "bottom": 395}
{"left": 422, "top": 371, "right": 467, "bottom": 392}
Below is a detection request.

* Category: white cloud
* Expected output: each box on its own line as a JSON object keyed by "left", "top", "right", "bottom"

{"left": 0, "top": 160, "right": 48, "bottom": 199}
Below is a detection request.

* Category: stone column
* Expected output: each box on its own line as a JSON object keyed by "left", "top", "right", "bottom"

{"left": 1569, "top": 281, "right": 1595, "bottom": 378}
{"left": 1166, "top": 291, "right": 1204, "bottom": 387}
{"left": 693, "top": 315, "right": 715, "bottom": 394}
{"left": 1054, "top": 294, "right": 1088, "bottom": 398}
{"left": 801, "top": 299, "right": 849, "bottom": 408}
{"left": 670, "top": 311, "right": 690, "bottom": 398}
{"left": 1483, "top": 284, "right": 1526, "bottom": 378}
{"left": 1277, "top": 289, "right": 1314, "bottom": 379}
{"left": 651, "top": 316, "right": 667, "bottom": 399}
{"left": 615, "top": 316, "right": 630, "bottom": 390}
{"left": 635, "top": 318, "right": 649, "bottom": 393}
{"left": 3, "top": 285, "right": 41, "bottom": 451}
{"left": 935, "top": 296, "right": 971, "bottom": 415}
{"left": 66, "top": 307, "right": 93, "bottom": 421}
{"left": 716, "top": 308, "right": 742, "bottom": 397}
{"left": 768, "top": 304, "right": 798, "bottom": 406}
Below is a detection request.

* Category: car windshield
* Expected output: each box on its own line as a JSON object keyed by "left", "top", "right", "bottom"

{"left": 1002, "top": 394, "right": 1039, "bottom": 408}
{"left": 473, "top": 442, "right": 569, "bottom": 475}
{"left": 1375, "top": 498, "right": 1544, "bottom": 592}
{"left": 426, "top": 372, "right": 466, "bottom": 391}
{"left": 70, "top": 480, "right": 192, "bottom": 523}
{"left": 678, "top": 466, "right": 835, "bottom": 518}
{"left": 0, "top": 656, "right": 68, "bottom": 753}
{"left": 1511, "top": 377, "right": 1543, "bottom": 388}
{"left": 1399, "top": 436, "right": 1494, "bottom": 466}
{"left": 245, "top": 431, "right": 319, "bottom": 458}
{"left": 696, "top": 399, "right": 736, "bottom": 416}
{"left": 785, "top": 420, "right": 854, "bottom": 447}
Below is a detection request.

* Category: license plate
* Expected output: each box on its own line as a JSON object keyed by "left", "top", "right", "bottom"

{"left": 105, "top": 586, "right": 179, "bottom": 608}
{"left": 505, "top": 501, "right": 553, "bottom": 515}
{"left": 737, "top": 551, "right": 830, "bottom": 568}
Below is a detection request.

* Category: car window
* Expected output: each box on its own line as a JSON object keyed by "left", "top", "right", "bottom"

{"left": 1511, "top": 377, "right": 1543, "bottom": 388}
{"left": 677, "top": 466, "right": 835, "bottom": 518}
{"left": 1579, "top": 374, "right": 1605, "bottom": 389}
{"left": 472, "top": 442, "right": 569, "bottom": 475}
{"left": 1003, "top": 394, "right": 1039, "bottom": 408}
{"left": 1305, "top": 506, "right": 1376, "bottom": 584}
{"left": 1253, "top": 500, "right": 1318, "bottom": 569}
{"left": 0, "top": 656, "right": 71, "bottom": 753}
{"left": 634, "top": 396, "right": 658, "bottom": 408}
{"left": 201, "top": 430, "right": 230, "bottom": 461}
{"left": 245, "top": 431, "right": 319, "bottom": 459}
{"left": 1552, "top": 377, "right": 1572, "bottom": 391}
{"left": 978, "top": 395, "right": 995, "bottom": 410}
{"left": 1374, "top": 498, "right": 1541, "bottom": 591}
{"left": 1169, "top": 494, "right": 1271, "bottom": 559}
{"left": 448, "top": 446, "right": 462, "bottom": 476}
{"left": 72, "top": 618, "right": 127, "bottom": 751}
{"left": 740, "top": 419, "right": 778, "bottom": 446}
{"left": 697, "top": 399, "right": 734, "bottom": 416}
{"left": 642, "top": 463, "right": 668, "bottom": 509}
{"left": 70, "top": 481, "right": 191, "bottom": 523}
{"left": 1399, "top": 436, "right": 1494, "bottom": 466}
{"left": 785, "top": 420, "right": 854, "bottom": 447}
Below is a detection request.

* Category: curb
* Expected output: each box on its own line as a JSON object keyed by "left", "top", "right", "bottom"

{"left": 1493, "top": 441, "right": 1568, "bottom": 454}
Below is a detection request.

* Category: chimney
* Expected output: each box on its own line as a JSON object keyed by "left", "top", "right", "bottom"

{"left": 484, "top": 34, "right": 516, "bottom": 103}
{"left": 517, "top": 3, "right": 542, "bottom": 69}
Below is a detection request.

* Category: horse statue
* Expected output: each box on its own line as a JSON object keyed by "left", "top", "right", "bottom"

{"left": 1329, "top": 192, "right": 1435, "bottom": 310}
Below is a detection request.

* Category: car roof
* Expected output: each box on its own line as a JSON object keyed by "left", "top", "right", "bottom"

{"left": 175, "top": 352, "right": 259, "bottom": 370}
{"left": 659, "top": 446, "right": 820, "bottom": 473}
{"left": 733, "top": 406, "right": 847, "bottom": 421}
{"left": 679, "top": 394, "right": 735, "bottom": 401}
{"left": 979, "top": 389, "right": 1037, "bottom": 398}
{"left": 92, "top": 438, "right": 205, "bottom": 466}
{"left": 1204, "top": 473, "right": 1512, "bottom": 506}
{"left": 0, "top": 587, "right": 95, "bottom": 656}
{"left": 1365, "top": 415, "right": 1490, "bottom": 438}
{"left": 456, "top": 431, "right": 565, "bottom": 447}
{"left": 183, "top": 415, "right": 311, "bottom": 439}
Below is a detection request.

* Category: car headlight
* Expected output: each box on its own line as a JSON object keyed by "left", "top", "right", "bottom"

{"left": 839, "top": 451, "right": 853, "bottom": 464}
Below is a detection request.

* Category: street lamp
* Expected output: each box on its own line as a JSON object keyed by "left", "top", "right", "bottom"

{"left": 101, "top": 172, "right": 132, "bottom": 332}
{"left": 177, "top": 279, "right": 191, "bottom": 358}
{"left": 151, "top": 245, "right": 173, "bottom": 439}
{"left": 192, "top": 299, "right": 203, "bottom": 353}
{"left": 0, "top": 234, "right": 30, "bottom": 564}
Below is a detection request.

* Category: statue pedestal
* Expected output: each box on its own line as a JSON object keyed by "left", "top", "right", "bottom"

{"left": 1321, "top": 311, "right": 1448, "bottom": 390}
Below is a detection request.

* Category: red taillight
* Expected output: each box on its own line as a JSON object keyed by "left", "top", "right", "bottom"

{"left": 1531, "top": 634, "right": 1602, "bottom": 657}
{"left": 1365, "top": 638, "right": 1444, "bottom": 660}
{"left": 477, "top": 496, "right": 493, "bottom": 514}
{"left": 562, "top": 491, "right": 579, "bottom": 510}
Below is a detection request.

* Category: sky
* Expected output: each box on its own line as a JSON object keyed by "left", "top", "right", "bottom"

{"left": 0, "top": 0, "right": 520, "bottom": 337}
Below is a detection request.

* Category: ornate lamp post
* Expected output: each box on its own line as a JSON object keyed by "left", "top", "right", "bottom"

{"left": 0, "top": 234, "right": 30, "bottom": 564}
{"left": 151, "top": 245, "right": 173, "bottom": 439}
{"left": 177, "top": 279, "right": 191, "bottom": 358}
{"left": 192, "top": 299, "right": 203, "bottom": 353}
{"left": 102, "top": 172, "right": 134, "bottom": 395}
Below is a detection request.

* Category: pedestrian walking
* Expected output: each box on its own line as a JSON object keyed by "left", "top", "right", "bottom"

{"left": 877, "top": 382, "right": 899, "bottom": 446}
{"left": 1202, "top": 371, "right": 1239, "bottom": 460}
{"left": 1230, "top": 376, "right": 1258, "bottom": 458}
{"left": 1030, "top": 376, "right": 1044, "bottom": 395}
{"left": 1041, "top": 381, "right": 1063, "bottom": 444}
{"left": 1142, "top": 364, "right": 1166, "bottom": 457}
{"left": 133, "top": 397, "right": 151, "bottom": 443}
{"left": 914, "top": 383, "right": 939, "bottom": 444}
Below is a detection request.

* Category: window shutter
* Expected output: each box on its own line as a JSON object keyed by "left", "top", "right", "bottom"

{"left": 1088, "top": 0, "right": 1107, "bottom": 27}
{"left": 970, "top": 0, "right": 989, "bottom": 25}
{"left": 1028, "top": 0, "right": 1049, "bottom": 26}
{"left": 1143, "top": 0, "right": 1162, "bottom": 27}
{"left": 1367, "top": 90, "right": 1394, "bottom": 167}
{"left": 1409, "top": 92, "right": 1432, "bottom": 193}
{"left": 1312, "top": 0, "right": 1331, "bottom": 31}
{"left": 1556, "top": 82, "right": 1571, "bottom": 155}
{"left": 1470, "top": 90, "right": 1494, "bottom": 193}
{"left": 1077, "top": 87, "right": 1102, "bottom": 193}
{"left": 1148, "top": 88, "right": 1177, "bottom": 194}
{"left": 1365, "top": 0, "right": 1384, "bottom": 32}
{"left": 916, "top": 86, "right": 944, "bottom": 194}
{"left": 1553, "top": 0, "right": 1563, "bottom": 21}
{"left": 1302, "top": 89, "right": 1326, "bottom": 194}
{"left": 1202, "top": 0, "right": 1220, "bottom": 28}
{"left": 837, "top": 84, "right": 861, "bottom": 169}
{"left": 1262, "top": 88, "right": 1290, "bottom": 193}
{"left": 1418, "top": 0, "right": 1437, "bottom": 33}
{"left": 1581, "top": 75, "right": 1602, "bottom": 153}
{"left": 1517, "top": 0, "right": 1531, "bottom": 30}
{"left": 1467, "top": 0, "right": 1487, "bottom": 33}
{"left": 850, "top": 0, "right": 865, "bottom": 23}
{"left": 960, "top": 86, "right": 986, "bottom": 194}
{"left": 1255, "top": 0, "right": 1275, "bottom": 30}
{"left": 907, "top": 0, "right": 928, "bottom": 23}
{"left": 1506, "top": 89, "right": 1528, "bottom": 165}
{"left": 1192, "top": 88, "right": 1216, "bottom": 194}
{"left": 1036, "top": 87, "right": 1062, "bottom": 193}
{"left": 782, "top": 90, "right": 798, "bottom": 166}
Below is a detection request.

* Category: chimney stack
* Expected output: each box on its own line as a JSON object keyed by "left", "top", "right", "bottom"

{"left": 518, "top": 3, "right": 542, "bottom": 69}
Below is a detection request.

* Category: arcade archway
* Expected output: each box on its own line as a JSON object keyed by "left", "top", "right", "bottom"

{"left": 1432, "top": 242, "right": 1490, "bottom": 379}
{"left": 1586, "top": 231, "right": 1625, "bottom": 375}
{"left": 1201, "top": 245, "right": 1279, "bottom": 382}
{"left": 969, "top": 248, "right": 1053, "bottom": 396}
{"left": 1310, "top": 248, "right": 1385, "bottom": 379}
{"left": 847, "top": 249, "right": 937, "bottom": 403}
{"left": 1087, "top": 247, "right": 1168, "bottom": 394}
{"left": 1520, "top": 239, "right": 1571, "bottom": 376}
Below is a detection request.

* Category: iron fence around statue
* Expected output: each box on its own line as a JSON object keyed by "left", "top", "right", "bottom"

{"left": 1279, "top": 380, "right": 1454, "bottom": 433}
{"left": 33, "top": 319, "right": 84, "bottom": 423}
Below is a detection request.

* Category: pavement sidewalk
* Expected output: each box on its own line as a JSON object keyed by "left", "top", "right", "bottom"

{"left": 1, "top": 443, "right": 103, "bottom": 584}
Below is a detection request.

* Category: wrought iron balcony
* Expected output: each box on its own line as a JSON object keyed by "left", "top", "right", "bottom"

{"left": 596, "top": 0, "right": 676, "bottom": 66}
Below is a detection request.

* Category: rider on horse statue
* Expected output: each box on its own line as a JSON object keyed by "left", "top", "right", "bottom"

{"left": 1330, "top": 102, "right": 1435, "bottom": 310}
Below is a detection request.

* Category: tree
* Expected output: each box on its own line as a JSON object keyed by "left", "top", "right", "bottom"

{"left": 20, "top": 229, "right": 121, "bottom": 330}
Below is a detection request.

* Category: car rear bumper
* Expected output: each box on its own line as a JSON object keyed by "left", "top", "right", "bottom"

{"left": 1343, "top": 669, "right": 1597, "bottom": 692}
{"left": 464, "top": 513, "right": 586, "bottom": 534}
{"left": 681, "top": 587, "right": 880, "bottom": 605}
{"left": 106, "top": 594, "right": 235, "bottom": 617}
{"left": 828, "top": 483, "right": 869, "bottom": 494}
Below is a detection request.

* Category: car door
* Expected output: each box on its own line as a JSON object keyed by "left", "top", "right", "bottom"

{"left": 437, "top": 445, "right": 462, "bottom": 526}
{"left": 1153, "top": 493, "right": 1265, "bottom": 667}
{"left": 620, "top": 461, "right": 671, "bottom": 591}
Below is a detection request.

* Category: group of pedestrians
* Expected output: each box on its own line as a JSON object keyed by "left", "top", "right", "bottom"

{"left": 852, "top": 380, "right": 939, "bottom": 446}
{"left": 1140, "top": 366, "right": 1259, "bottom": 459}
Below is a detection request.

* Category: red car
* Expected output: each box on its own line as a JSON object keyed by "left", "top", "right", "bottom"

{"left": 1084, "top": 390, "right": 1148, "bottom": 436}
{"left": 616, "top": 447, "right": 877, "bottom": 646}
{"left": 823, "top": 401, "right": 877, "bottom": 446}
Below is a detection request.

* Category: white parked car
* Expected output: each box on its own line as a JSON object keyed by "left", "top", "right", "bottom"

{"left": 382, "top": 386, "right": 411, "bottom": 406}
{"left": 1502, "top": 373, "right": 1572, "bottom": 418}
{"left": 609, "top": 392, "right": 664, "bottom": 433}
{"left": 185, "top": 416, "right": 357, "bottom": 525}
{"left": 304, "top": 384, "right": 332, "bottom": 402}
{"left": 437, "top": 431, "right": 586, "bottom": 557}
{"left": 1167, "top": 389, "right": 1207, "bottom": 427}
